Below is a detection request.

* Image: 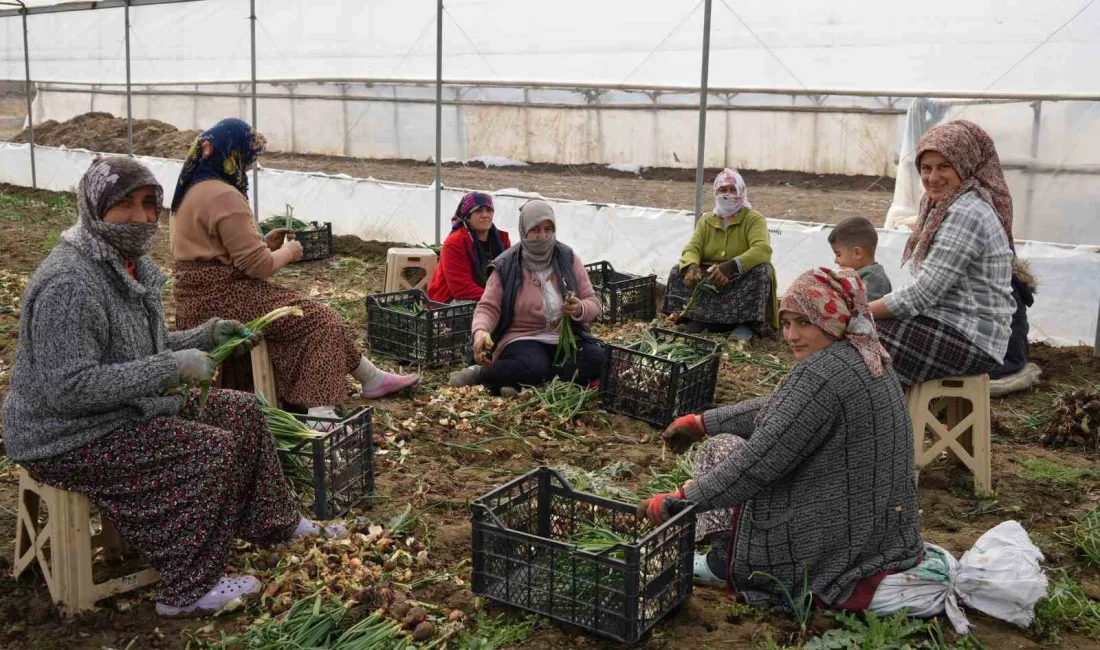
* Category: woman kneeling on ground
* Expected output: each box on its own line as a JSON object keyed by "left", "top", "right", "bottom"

{"left": 2, "top": 157, "right": 339, "bottom": 617}
{"left": 664, "top": 168, "right": 778, "bottom": 341}
{"left": 449, "top": 200, "right": 603, "bottom": 396}
{"left": 170, "top": 118, "right": 416, "bottom": 419}
{"left": 643, "top": 267, "right": 923, "bottom": 610}
{"left": 869, "top": 120, "right": 1015, "bottom": 387}
{"left": 427, "top": 191, "right": 511, "bottom": 303}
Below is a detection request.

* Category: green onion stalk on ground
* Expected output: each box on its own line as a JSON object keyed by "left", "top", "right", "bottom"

{"left": 194, "top": 306, "right": 304, "bottom": 413}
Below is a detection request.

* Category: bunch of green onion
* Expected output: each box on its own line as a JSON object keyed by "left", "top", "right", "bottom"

{"left": 256, "top": 396, "right": 325, "bottom": 492}
{"left": 194, "top": 306, "right": 304, "bottom": 413}
{"left": 553, "top": 292, "right": 579, "bottom": 366}
{"left": 682, "top": 276, "right": 718, "bottom": 314}
{"left": 212, "top": 594, "right": 408, "bottom": 649}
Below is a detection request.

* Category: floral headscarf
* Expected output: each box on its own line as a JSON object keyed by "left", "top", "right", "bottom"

{"left": 779, "top": 267, "right": 890, "bottom": 377}
{"left": 451, "top": 192, "right": 505, "bottom": 287}
{"left": 60, "top": 156, "right": 163, "bottom": 262}
{"left": 170, "top": 118, "right": 267, "bottom": 212}
{"left": 904, "top": 120, "right": 1013, "bottom": 266}
{"left": 713, "top": 168, "right": 751, "bottom": 217}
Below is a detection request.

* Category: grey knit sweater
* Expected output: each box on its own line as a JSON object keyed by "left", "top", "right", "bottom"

{"left": 684, "top": 341, "right": 923, "bottom": 608}
{"left": 2, "top": 243, "right": 217, "bottom": 462}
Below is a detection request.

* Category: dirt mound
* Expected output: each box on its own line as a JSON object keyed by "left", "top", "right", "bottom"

{"left": 14, "top": 112, "right": 199, "bottom": 159}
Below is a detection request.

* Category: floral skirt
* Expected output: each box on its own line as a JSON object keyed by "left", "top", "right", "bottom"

{"left": 662, "top": 263, "right": 774, "bottom": 331}
{"left": 24, "top": 388, "right": 300, "bottom": 606}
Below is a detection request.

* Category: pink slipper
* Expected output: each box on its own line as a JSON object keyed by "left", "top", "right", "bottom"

{"left": 361, "top": 372, "right": 419, "bottom": 399}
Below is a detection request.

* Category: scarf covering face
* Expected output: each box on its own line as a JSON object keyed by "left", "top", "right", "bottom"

{"left": 451, "top": 192, "right": 505, "bottom": 287}
{"left": 713, "top": 168, "right": 752, "bottom": 217}
{"left": 170, "top": 118, "right": 267, "bottom": 212}
{"left": 903, "top": 120, "right": 1013, "bottom": 266}
{"left": 518, "top": 200, "right": 557, "bottom": 271}
{"left": 60, "top": 156, "right": 163, "bottom": 262}
{"left": 779, "top": 267, "right": 890, "bottom": 378}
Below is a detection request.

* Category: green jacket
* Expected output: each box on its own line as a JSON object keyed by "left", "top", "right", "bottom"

{"left": 678, "top": 209, "right": 778, "bottom": 329}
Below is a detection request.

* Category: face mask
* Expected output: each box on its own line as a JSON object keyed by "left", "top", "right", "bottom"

{"left": 715, "top": 193, "right": 743, "bottom": 217}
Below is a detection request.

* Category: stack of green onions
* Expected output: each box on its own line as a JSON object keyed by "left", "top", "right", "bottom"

{"left": 212, "top": 594, "right": 409, "bottom": 649}
{"left": 257, "top": 396, "right": 325, "bottom": 493}
{"left": 194, "top": 306, "right": 304, "bottom": 412}
{"left": 571, "top": 524, "right": 635, "bottom": 558}
{"left": 635, "top": 329, "right": 714, "bottom": 366}
{"left": 553, "top": 292, "right": 579, "bottom": 366}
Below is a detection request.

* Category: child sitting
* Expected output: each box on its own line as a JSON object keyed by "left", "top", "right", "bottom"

{"left": 828, "top": 217, "right": 891, "bottom": 302}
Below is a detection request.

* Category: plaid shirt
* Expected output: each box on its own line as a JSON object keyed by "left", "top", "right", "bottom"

{"left": 884, "top": 191, "right": 1014, "bottom": 363}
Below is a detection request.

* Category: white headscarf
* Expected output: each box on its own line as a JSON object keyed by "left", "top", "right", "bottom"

{"left": 713, "top": 168, "right": 751, "bottom": 218}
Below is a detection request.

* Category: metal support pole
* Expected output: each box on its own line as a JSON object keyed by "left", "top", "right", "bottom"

{"left": 434, "top": 0, "right": 443, "bottom": 246}
{"left": 1095, "top": 298, "right": 1100, "bottom": 358}
{"left": 21, "top": 9, "right": 36, "bottom": 189}
{"left": 1022, "top": 100, "right": 1042, "bottom": 237}
{"left": 249, "top": 0, "right": 258, "bottom": 220}
{"left": 693, "top": 0, "right": 712, "bottom": 222}
{"left": 124, "top": 0, "right": 132, "bottom": 155}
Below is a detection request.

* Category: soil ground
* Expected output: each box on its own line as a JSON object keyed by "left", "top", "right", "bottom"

{"left": 1, "top": 183, "right": 1099, "bottom": 649}
{"left": 10, "top": 112, "right": 894, "bottom": 226}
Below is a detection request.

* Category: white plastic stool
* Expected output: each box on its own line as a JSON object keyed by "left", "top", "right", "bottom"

{"left": 13, "top": 469, "right": 159, "bottom": 616}
{"left": 384, "top": 248, "right": 437, "bottom": 293}
{"left": 908, "top": 375, "right": 992, "bottom": 495}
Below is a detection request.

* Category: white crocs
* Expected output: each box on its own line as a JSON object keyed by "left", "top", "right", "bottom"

{"left": 693, "top": 552, "right": 726, "bottom": 588}
{"left": 156, "top": 575, "right": 261, "bottom": 617}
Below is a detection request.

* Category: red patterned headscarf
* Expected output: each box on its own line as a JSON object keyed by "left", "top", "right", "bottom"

{"left": 779, "top": 267, "right": 890, "bottom": 377}
{"left": 903, "top": 120, "right": 1014, "bottom": 266}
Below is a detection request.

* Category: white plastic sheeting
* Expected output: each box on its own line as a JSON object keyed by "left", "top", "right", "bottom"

{"left": 3, "top": 0, "right": 1100, "bottom": 94}
{"left": 2, "top": 142, "right": 1097, "bottom": 347}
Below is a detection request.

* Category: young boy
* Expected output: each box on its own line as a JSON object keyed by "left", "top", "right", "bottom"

{"left": 828, "top": 216, "right": 892, "bottom": 302}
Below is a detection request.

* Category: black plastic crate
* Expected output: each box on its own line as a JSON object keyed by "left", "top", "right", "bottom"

{"left": 599, "top": 327, "right": 721, "bottom": 427}
{"left": 471, "top": 467, "right": 695, "bottom": 644}
{"left": 281, "top": 407, "right": 374, "bottom": 520}
{"left": 366, "top": 290, "right": 476, "bottom": 366}
{"left": 295, "top": 222, "right": 334, "bottom": 261}
{"left": 585, "top": 261, "right": 657, "bottom": 324}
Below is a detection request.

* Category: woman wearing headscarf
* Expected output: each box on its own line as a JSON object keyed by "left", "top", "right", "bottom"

{"left": 170, "top": 118, "right": 417, "bottom": 419}
{"left": 449, "top": 200, "right": 603, "bottom": 396}
{"left": 663, "top": 169, "right": 778, "bottom": 340}
{"left": 869, "top": 120, "right": 1016, "bottom": 387}
{"left": 646, "top": 268, "right": 922, "bottom": 610}
{"left": 427, "top": 192, "right": 512, "bottom": 303}
{"left": 2, "top": 156, "right": 340, "bottom": 617}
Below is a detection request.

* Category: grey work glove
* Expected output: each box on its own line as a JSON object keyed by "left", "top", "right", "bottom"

{"left": 212, "top": 319, "right": 261, "bottom": 356}
{"left": 173, "top": 349, "right": 215, "bottom": 384}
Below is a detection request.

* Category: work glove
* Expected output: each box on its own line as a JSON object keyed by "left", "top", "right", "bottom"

{"left": 473, "top": 330, "right": 494, "bottom": 366}
{"left": 709, "top": 259, "right": 739, "bottom": 289}
{"left": 212, "top": 319, "right": 262, "bottom": 356}
{"left": 637, "top": 488, "right": 689, "bottom": 526}
{"left": 173, "top": 349, "right": 215, "bottom": 384}
{"left": 683, "top": 264, "right": 703, "bottom": 287}
{"left": 661, "top": 414, "right": 706, "bottom": 453}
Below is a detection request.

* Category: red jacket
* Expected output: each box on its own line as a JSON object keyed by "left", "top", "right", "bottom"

{"left": 427, "top": 227, "right": 512, "bottom": 303}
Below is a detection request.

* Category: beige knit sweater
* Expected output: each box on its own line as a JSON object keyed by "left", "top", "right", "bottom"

{"left": 170, "top": 180, "right": 276, "bottom": 279}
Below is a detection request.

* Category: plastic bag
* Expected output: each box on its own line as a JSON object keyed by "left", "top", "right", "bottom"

{"left": 868, "top": 521, "right": 1048, "bottom": 634}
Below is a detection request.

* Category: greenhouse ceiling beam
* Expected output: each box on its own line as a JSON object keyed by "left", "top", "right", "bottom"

{"left": 0, "top": 0, "right": 202, "bottom": 17}
{"left": 28, "top": 77, "right": 1100, "bottom": 103}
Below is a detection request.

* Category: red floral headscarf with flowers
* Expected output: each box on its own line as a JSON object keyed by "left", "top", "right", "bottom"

{"left": 779, "top": 267, "right": 890, "bottom": 377}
